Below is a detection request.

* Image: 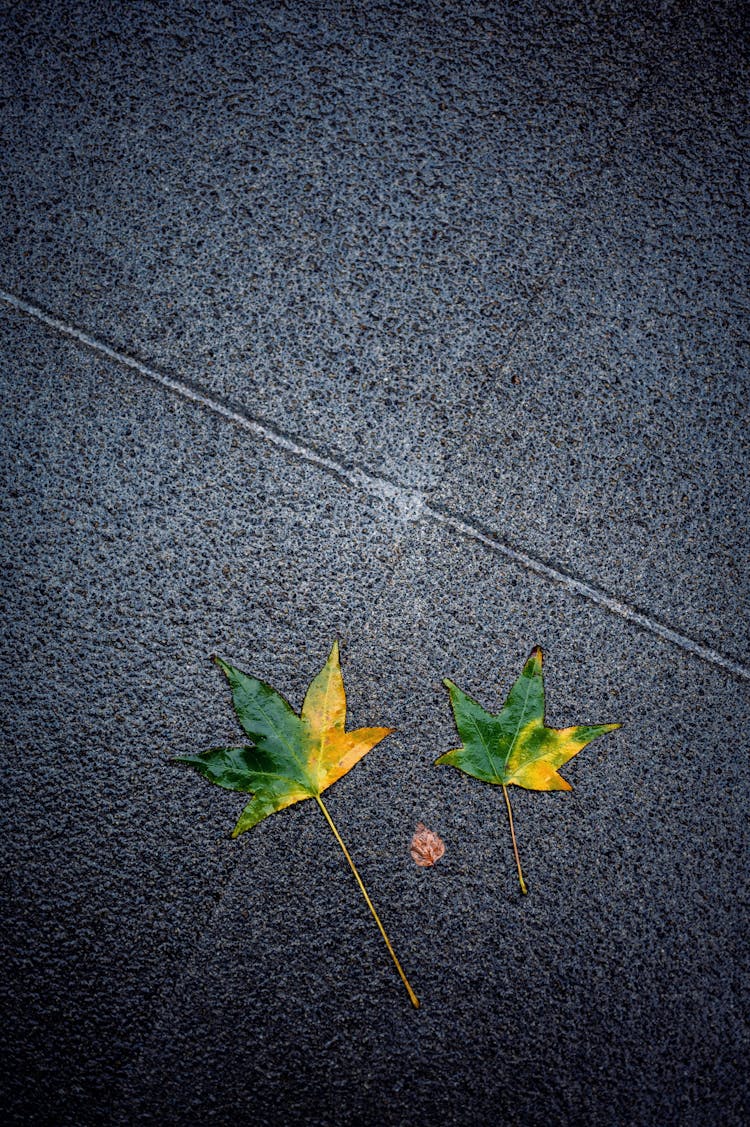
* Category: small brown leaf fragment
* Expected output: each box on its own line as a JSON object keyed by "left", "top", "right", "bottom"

{"left": 410, "top": 823, "right": 445, "bottom": 868}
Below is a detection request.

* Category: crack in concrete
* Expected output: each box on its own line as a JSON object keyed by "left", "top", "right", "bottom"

{"left": 2, "top": 286, "right": 748, "bottom": 682}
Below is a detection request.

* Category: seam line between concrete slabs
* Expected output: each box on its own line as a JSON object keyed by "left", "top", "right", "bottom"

{"left": 3, "top": 286, "right": 748, "bottom": 685}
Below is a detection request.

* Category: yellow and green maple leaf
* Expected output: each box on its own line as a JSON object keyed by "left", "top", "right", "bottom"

{"left": 437, "top": 647, "right": 620, "bottom": 892}
{"left": 175, "top": 640, "right": 392, "bottom": 837}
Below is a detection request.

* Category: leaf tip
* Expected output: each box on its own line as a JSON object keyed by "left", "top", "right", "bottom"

{"left": 530, "top": 645, "right": 543, "bottom": 664}
{"left": 594, "top": 721, "right": 622, "bottom": 738}
{"left": 172, "top": 754, "right": 199, "bottom": 768}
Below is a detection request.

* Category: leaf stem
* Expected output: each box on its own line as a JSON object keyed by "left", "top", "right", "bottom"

{"left": 502, "top": 784, "right": 528, "bottom": 895}
{"left": 314, "top": 794, "right": 419, "bottom": 1009}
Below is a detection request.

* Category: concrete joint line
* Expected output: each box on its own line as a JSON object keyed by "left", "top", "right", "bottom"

{"left": 425, "top": 507, "right": 749, "bottom": 681}
{"left": 3, "top": 287, "right": 748, "bottom": 683}
{"left": 0, "top": 288, "right": 424, "bottom": 511}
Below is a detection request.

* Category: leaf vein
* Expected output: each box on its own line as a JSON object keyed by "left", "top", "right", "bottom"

{"left": 502, "top": 672, "right": 537, "bottom": 775}
{"left": 252, "top": 693, "right": 313, "bottom": 787}
{"left": 464, "top": 708, "right": 501, "bottom": 783}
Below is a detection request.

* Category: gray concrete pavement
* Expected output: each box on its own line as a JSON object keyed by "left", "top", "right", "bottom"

{"left": 1, "top": 2, "right": 748, "bottom": 1125}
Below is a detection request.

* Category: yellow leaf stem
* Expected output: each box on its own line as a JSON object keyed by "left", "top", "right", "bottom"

{"left": 502, "top": 784, "right": 528, "bottom": 896}
{"left": 315, "top": 794, "right": 419, "bottom": 1009}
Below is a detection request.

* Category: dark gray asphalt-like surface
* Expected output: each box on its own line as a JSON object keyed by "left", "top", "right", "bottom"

{"left": 1, "top": 3, "right": 748, "bottom": 1125}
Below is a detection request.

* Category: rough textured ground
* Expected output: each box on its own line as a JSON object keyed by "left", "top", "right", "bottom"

{"left": 1, "top": 2, "right": 748, "bottom": 1125}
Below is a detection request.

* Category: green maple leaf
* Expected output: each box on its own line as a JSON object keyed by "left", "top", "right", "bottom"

{"left": 174, "top": 641, "right": 418, "bottom": 1007}
{"left": 437, "top": 647, "right": 620, "bottom": 894}
{"left": 173, "top": 640, "right": 392, "bottom": 837}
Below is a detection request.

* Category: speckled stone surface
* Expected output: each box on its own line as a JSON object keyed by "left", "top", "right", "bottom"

{"left": 4, "top": 0, "right": 747, "bottom": 658}
{"left": 2, "top": 307, "right": 749, "bottom": 1127}
{"left": 1, "top": 2, "right": 749, "bottom": 1124}
{"left": 121, "top": 520, "right": 750, "bottom": 1127}
{"left": 429, "top": 5, "right": 750, "bottom": 662}
{"left": 0, "top": 306, "right": 407, "bottom": 1124}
